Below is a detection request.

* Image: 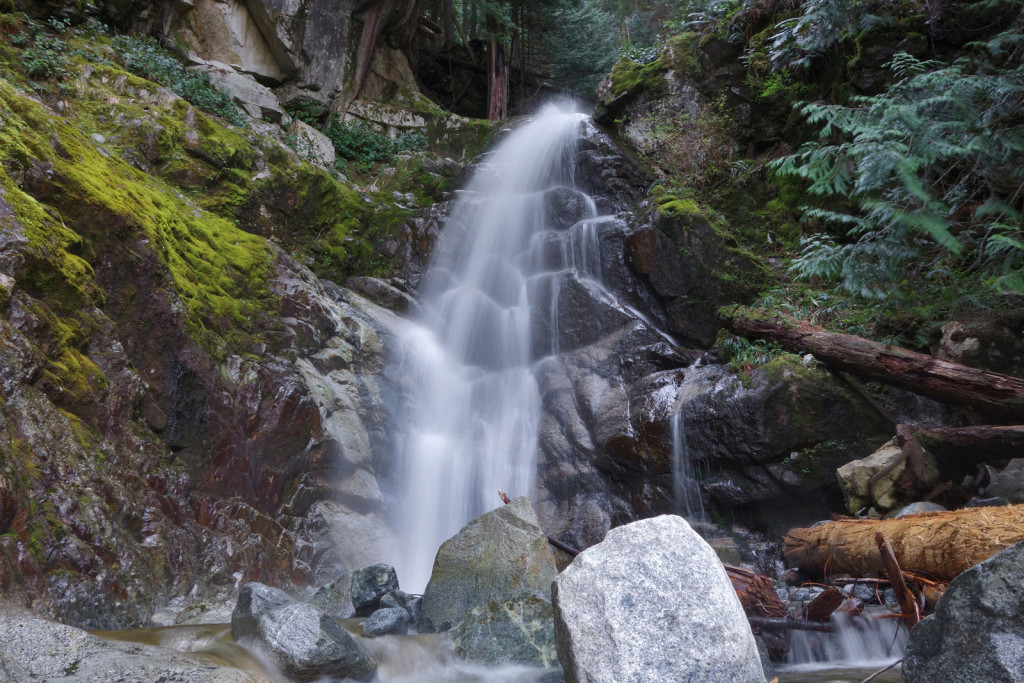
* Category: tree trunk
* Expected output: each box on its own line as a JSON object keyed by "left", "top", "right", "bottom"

{"left": 441, "top": 0, "right": 454, "bottom": 48}
{"left": 784, "top": 504, "right": 1024, "bottom": 581}
{"left": 914, "top": 425, "right": 1024, "bottom": 469}
{"left": 722, "top": 308, "right": 1024, "bottom": 422}
{"left": 487, "top": 38, "right": 508, "bottom": 121}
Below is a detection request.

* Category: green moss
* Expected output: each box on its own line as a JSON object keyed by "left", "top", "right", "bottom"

{"left": 659, "top": 198, "right": 702, "bottom": 217}
{"left": 609, "top": 52, "right": 667, "bottom": 98}
{"left": 665, "top": 32, "right": 701, "bottom": 75}
{"left": 0, "top": 79, "right": 273, "bottom": 346}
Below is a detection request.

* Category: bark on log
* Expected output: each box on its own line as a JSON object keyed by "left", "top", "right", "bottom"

{"left": 725, "top": 565, "right": 788, "bottom": 618}
{"left": 802, "top": 586, "right": 845, "bottom": 621}
{"left": 722, "top": 308, "right": 1024, "bottom": 421}
{"left": 913, "top": 425, "right": 1024, "bottom": 469}
{"left": 785, "top": 504, "right": 1024, "bottom": 581}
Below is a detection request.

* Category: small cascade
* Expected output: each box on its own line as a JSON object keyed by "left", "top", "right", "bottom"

{"left": 784, "top": 612, "right": 906, "bottom": 671}
{"left": 670, "top": 411, "right": 707, "bottom": 525}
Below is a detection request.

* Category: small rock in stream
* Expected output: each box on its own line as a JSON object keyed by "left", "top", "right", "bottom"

{"left": 361, "top": 607, "right": 411, "bottom": 637}
{"left": 351, "top": 564, "right": 400, "bottom": 616}
{"left": 311, "top": 573, "right": 355, "bottom": 619}
{"left": 257, "top": 602, "right": 376, "bottom": 680}
{"left": 231, "top": 582, "right": 295, "bottom": 640}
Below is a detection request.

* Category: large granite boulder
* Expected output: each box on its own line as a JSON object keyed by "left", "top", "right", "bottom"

{"left": 417, "top": 497, "right": 559, "bottom": 633}
{"left": 447, "top": 588, "right": 559, "bottom": 670}
{"left": 256, "top": 602, "right": 376, "bottom": 680}
{"left": 552, "top": 515, "right": 765, "bottom": 683}
{"left": 903, "top": 540, "right": 1024, "bottom": 683}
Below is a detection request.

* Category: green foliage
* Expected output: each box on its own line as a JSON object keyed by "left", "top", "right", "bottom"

{"left": 286, "top": 100, "right": 328, "bottom": 127}
{"left": 14, "top": 17, "right": 70, "bottom": 79}
{"left": 715, "top": 331, "right": 783, "bottom": 371}
{"left": 774, "top": 20, "right": 1024, "bottom": 297}
{"left": 323, "top": 115, "right": 425, "bottom": 173}
{"left": 112, "top": 35, "right": 246, "bottom": 127}
{"left": 768, "top": 0, "right": 891, "bottom": 71}
{"left": 542, "top": 1, "right": 621, "bottom": 96}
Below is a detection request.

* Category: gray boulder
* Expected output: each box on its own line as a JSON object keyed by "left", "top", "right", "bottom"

{"left": 903, "top": 540, "right": 1024, "bottom": 683}
{"left": 0, "top": 607, "right": 263, "bottom": 681}
{"left": 418, "top": 497, "right": 559, "bottom": 633}
{"left": 310, "top": 573, "right": 355, "bottom": 619}
{"left": 231, "top": 582, "right": 294, "bottom": 640}
{"left": 256, "top": 602, "right": 376, "bottom": 680}
{"left": 447, "top": 589, "right": 559, "bottom": 669}
{"left": 351, "top": 563, "right": 399, "bottom": 616}
{"left": 552, "top": 515, "right": 765, "bottom": 683}
{"left": 983, "top": 458, "right": 1024, "bottom": 504}
{"left": 890, "top": 501, "right": 947, "bottom": 518}
{"left": 360, "top": 607, "right": 410, "bottom": 637}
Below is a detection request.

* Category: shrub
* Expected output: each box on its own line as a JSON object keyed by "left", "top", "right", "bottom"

{"left": 112, "top": 35, "right": 246, "bottom": 127}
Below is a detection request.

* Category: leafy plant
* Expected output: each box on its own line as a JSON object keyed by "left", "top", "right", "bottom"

{"left": 112, "top": 35, "right": 246, "bottom": 127}
{"left": 322, "top": 115, "right": 426, "bottom": 173}
{"left": 773, "top": 15, "right": 1024, "bottom": 297}
{"left": 14, "top": 18, "right": 70, "bottom": 80}
{"left": 715, "top": 331, "right": 783, "bottom": 371}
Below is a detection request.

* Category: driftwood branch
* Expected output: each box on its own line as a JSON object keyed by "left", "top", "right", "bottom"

{"left": 721, "top": 308, "right": 1024, "bottom": 421}
{"left": 875, "top": 532, "right": 920, "bottom": 630}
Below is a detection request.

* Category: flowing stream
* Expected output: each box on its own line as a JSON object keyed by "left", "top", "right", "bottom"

{"left": 391, "top": 106, "right": 591, "bottom": 592}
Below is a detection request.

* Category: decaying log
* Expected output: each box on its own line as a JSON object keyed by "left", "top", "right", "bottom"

{"left": 913, "top": 425, "right": 1024, "bottom": 470}
{"left": 747, "top": 616, "right": 835, "bottom": 633}
{"left": 785, "top": 504, "right": 1024, "bottom": 581}
{"left": 721, "top": 308, "right": 1024, "bottom": 421}
{"left": 875, "top": 532, "right": 919, "bottom": 629}
{"left": 802, "top": 586, "right": 845, "bottom": 621}
{"left": 725, "top": 565, "right": 788, "bottom": 618}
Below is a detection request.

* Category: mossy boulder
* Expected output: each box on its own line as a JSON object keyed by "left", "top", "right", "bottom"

{"left": 417, "top": 497, "right": 558, "bottom": 633}
{"left": 625, "top": 200, "right": 770, "bottom": 347}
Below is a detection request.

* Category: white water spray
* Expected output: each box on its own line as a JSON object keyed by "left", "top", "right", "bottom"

{"left": 392, "top": 106, "right": 588, "bottom": 592}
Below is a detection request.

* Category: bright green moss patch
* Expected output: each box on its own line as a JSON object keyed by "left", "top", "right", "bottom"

{"left": 659, "top": 198, "right": 701, "bottom": 217}
{"left": 0, "top": 79, "right": 273, "bottom": 343}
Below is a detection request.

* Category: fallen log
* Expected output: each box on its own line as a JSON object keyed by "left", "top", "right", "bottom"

{"left": 802, "top": 586, "right": 845, "bottom": 621}
{"left": 725, "top": 565, "right": 788, "bottom": 618}
{"left": 913, "top": 425, "right": 1024, "bottom": 471}
{"left": 785, "top": 504, "right": 1024, "bottom": 582}
{"left": 875, "top": 532, "right": 919, "bottom": 630}
{"left": 721, "top": 307, "right": 1024, "bottom": 421}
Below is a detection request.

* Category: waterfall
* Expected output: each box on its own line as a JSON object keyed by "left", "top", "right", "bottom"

{"left": 784, "top": 612, "right": 906, "bottom": 670}
{"left": 392, "top": 106, "right": 589, "bottom": 592}
{"left": 670, "top": 411, "right": 707, "bottom": 524}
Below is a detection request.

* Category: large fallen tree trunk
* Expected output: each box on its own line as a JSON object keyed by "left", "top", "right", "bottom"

{"left": 785, "top": 504, "right": 1024, "bottom": 581}
{"left": 721, "top": 307, "right": 1024, "bottom": 421}
{"left": 913, "top": 425, "right": 1024, "bottom": 469}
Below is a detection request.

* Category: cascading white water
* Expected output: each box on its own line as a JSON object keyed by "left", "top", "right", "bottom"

{"left": 784, "top": 612, "right": 906, "bottom": 671}
{"left": 670, "top": 412, "right": 707, "bottom": 524}
{"left": 392, "top": 106, "right": 589, "bottom": 592}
